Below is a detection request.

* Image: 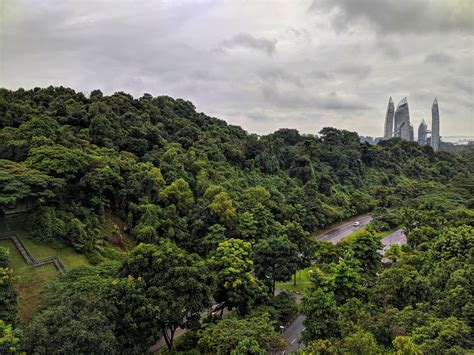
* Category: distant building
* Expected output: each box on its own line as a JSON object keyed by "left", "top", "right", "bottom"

{"left": 418, "top": 119, "right": 428, "bottom": 145}
{"left": 360, "top": 136, "right": 382, "bottom": 145}
{"left": 431, "top": 98, "right": 440, "bottom": 151}
{"left": 383, "top": 97, "right": 394, "bottom": 140}
{"left": 382, "top": 97, "right": 440, "bottom": 147}
{"left": 394, "top": 98, "right": 412, "bottom": 141}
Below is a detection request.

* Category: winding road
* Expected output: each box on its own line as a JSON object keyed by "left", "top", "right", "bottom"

{"left": 281, "top": 216, "right": 406, "bottom": 353}
{"left": 315, "top": 215, "right": 372, "bottom": 244}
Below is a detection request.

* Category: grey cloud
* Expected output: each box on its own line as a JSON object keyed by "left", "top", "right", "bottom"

{"left": 216, "top": 33, "right": 277, "bottom": 55}
{"left": 1, "top": 1, "right": 472, "bottom": 137}
{"left": 307, "top": 70, "right": 334, "bottom": 80}
{"left": 337, "top": 64, "right": 372, "bottom": 79}
{"left": 444, "top": 77, "right": 472, "bottom": 94}
{"left": 257, "top": 68, "right": 304, "bottom": 88}
{"left": 261, "top": 85, "right": 368, "bottom": 111}
{"left": 284, "top": 28, "right": 312, "bottom": 43}
{"left": 425, "top": 53, "right": 454, "bottom": 64}
{"left": 311, "top": 0, "right": 474, "bottom": 34}
{"left": 376, "top": 41, "right": 401, "bottom": 59}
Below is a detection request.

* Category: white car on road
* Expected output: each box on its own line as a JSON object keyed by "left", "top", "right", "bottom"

{"left": 353, "top": 221, "right": 360, "bottom": 227}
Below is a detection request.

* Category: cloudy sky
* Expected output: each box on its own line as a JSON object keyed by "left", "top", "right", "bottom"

{"left": 1, "top": 0, "right": 473, "bottom": 137}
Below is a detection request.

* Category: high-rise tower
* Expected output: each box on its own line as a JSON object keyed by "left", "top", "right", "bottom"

{"left": 431, "top": 98, "right": 440, "bottom": 151}
{"left": 394, "top": 97, "right": 412, "bottom": 141}
{"left": 418, "top": 119, "right": 428, "bottom": 145}
{"left": 383, "top": 97, "right": 394, "bottom": 139}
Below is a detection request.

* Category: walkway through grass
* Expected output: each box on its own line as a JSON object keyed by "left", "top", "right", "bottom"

{"left": 0, "top": 216, "right": 90, "bottom": 321}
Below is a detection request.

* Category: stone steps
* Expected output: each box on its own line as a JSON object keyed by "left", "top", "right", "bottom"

{"left": 0, "top": 233, "right": 65, "bottom": 273}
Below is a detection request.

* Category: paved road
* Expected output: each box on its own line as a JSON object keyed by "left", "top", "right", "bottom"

{"left": 280, "top": 215, "right": 372, "bottom": 354}
{"left": 282, "top": 314, "right": 305, "bottom": 354}
{"left": 315, "top": 215, "right": 372, "bottom": 244}
{"left": 281, "top": 218, "right": 408, "bottom": 354}
{"left": 379, "top": 229, "right": 407, "bottom": 254}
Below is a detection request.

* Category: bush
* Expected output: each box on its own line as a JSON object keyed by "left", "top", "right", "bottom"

{"left": 28, "top": 206, "right": 99, "bottom": 252}
{"left": 173, "top": 330, "right": 200, "bottom": 352}
{"left": 268, "top": 291, "right": 298, "bottom": 326}
{"left": 28, "top": 207, "right": 66, "bottom": 246}
{"left": 0, "top": 246, "right": 10, "bottom": 268}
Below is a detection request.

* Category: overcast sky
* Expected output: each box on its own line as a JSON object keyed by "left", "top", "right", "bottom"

{"left": 1, "top": 0, "right": 473, "bottom": 137}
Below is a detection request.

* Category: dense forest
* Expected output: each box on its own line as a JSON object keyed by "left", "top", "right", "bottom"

{"left": 0, "top": 86, "right": 472, "bottom": 354}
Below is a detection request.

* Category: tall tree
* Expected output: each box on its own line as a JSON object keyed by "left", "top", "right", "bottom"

{"left": 0, "top": 267, "right": 17, "bottom": 326}
{"left": 121, "top": 242, "right": 213, "bottom": 350}
{"left": 210, "top": 238, "right": 263, "bottom": 315}
{"left": 302, "top": 288, "right": 339, "bottom": 343}
{"left": 253, "top": 235, "right": 299, "bottom": 295}
{"left": 347, "top": 231, "right": 382, "bottom": 281}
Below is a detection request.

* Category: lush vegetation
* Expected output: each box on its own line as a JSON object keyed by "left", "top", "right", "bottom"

{"left": 0, "top": 87, "right": 472, "bottom": 353}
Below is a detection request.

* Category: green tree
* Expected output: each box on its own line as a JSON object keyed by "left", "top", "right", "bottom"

{"left": 242, "top": 186, "right": 271, "bottom": 210}
{"left": 0, "top": 247, "right": 9, "bottom": 268}
{"left": 412, "top": 316, "right": 472, "bottom": 354}
{"left": 203, "top": 224, "right": 227, "bottom": 253}
{"left": 121, "top": 242, "right": 212, "bottom": 350}
{"left": 198, "top": 313, "right": 287, "bottom": 353}
{"left": 253, "top": 235, "right": 299, "bottom": 295}
{"left": 371, "top": 265, "right": 430, "bottom": 309}
{"left": 0, "top": 320, "right": 21, "bottom": 355}
{"left": 303, "top": 339, "right": 337, "bottom": 354}
{"left": 340, "top": 330, "right": 382, "bottom": 355}
{"left": 23, "top": 300, "right": 117, "bottom": 354}
{"left": 392, "top": 336, "right": 423, "bottom": 355}
{"left": 302, "top": 288, "right": 339, "bottom": 343}
{"left": 385, "top": 244, "right": 404, "bottom": 262}
{"left": 0, "top": 267, "right": 17, "bottom": 325}
{"left": 158, "top": 178, "right": 194, "bottom": 215}
{"left": 0, "top": 159, "right": 63, "bottom": 210}
{"left": 210, "top": 238, "right": 262, "bottom": 315}
{"left": 231, "top": 337, "right": 265, "bottom": 355}
{"left": 209, "top": 191, "right": 236, "bottom": 227}
{"left": 348, "top": 230, "right": 382, "bottom": 281}
{"left": 429, "top": 225, "right": 473, "bottom": 264}
{"left": 237, "top": 211, "right": 259, "bottom": 241}
{"left": 328, "top": 260, "right": 363, "bottom": 305}
{"left": 25, "top": 145, "right": 91, "bottom": 180}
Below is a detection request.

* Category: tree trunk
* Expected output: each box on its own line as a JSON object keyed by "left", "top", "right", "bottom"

{"left": 162, "top": 327, "right": 171, "bottom": 350}
{"left": 162, "top": 326, "right": 176, "bottom": 351}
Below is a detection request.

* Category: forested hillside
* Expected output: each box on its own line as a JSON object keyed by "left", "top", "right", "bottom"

{"left": 0, "top": 87, "right": 472, "bottom": 354}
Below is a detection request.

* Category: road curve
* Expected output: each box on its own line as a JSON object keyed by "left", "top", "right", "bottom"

{"left": 282, "top": 217, "right": 410, "bottom": 354}
{"left": 315, "top": 215, "right": 372, "bottom": 244}
{"left": 280, "top": 215, "right": 371, "bottom": 353}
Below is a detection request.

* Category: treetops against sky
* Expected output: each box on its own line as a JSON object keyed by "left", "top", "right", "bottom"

{"left": 1, "top": 0, "right": 473, "bottom": 137}
{"left": 0, "top": 86, "right": 473, "bottom": 354}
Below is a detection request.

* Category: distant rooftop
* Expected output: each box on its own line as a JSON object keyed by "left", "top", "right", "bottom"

{"left": 397, "top": 97, "right": 408, "bottom": 107}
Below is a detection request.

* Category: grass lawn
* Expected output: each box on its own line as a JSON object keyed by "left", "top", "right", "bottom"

{"left": 276, "top": 266, "right": 315, "bottom": 294}
{"left": 15, "top": 229, "right": 90, "bottom": 269}
{"left": 0, "top": 239, "right": 58, "bottom": 321}
{"left": 0, "top": 215, "right": 91, "bottom": 321}
{"left": 276, "top": 281, "right": 311, "bottom": 294}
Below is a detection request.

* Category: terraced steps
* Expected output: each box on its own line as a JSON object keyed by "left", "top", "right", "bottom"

{"left": 0, "top": 233, "right": 65, "bottom": 272}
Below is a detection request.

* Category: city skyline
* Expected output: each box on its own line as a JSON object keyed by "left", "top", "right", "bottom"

{"left": 383, "top": 96, "right": 441, "bottom": 150}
